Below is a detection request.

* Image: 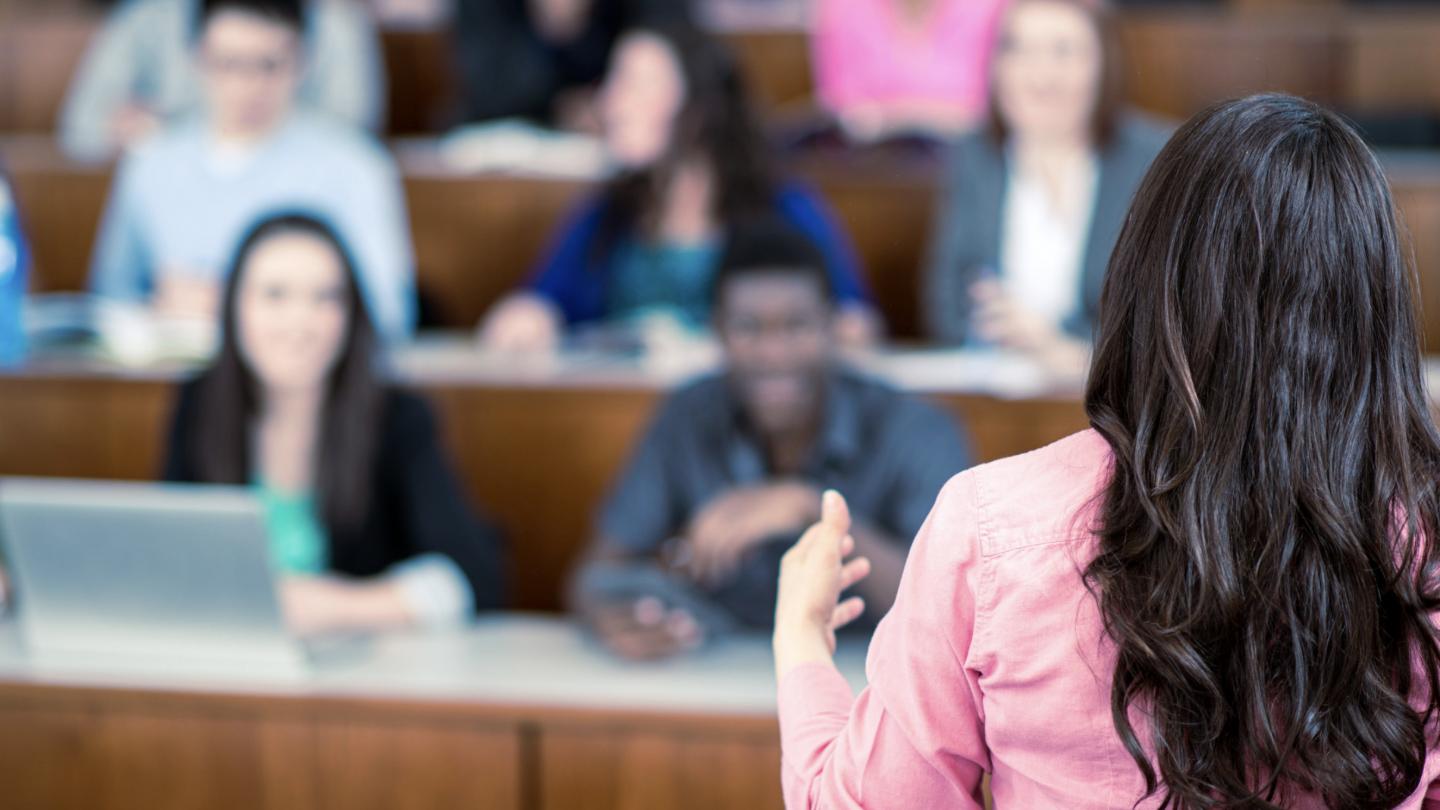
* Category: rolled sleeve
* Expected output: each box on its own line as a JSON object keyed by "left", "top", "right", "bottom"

{"left": 387, "top": 553, "right": 475, "bottom": 628}
{"left": 778, "top": 474, "right": 990, "bottom": 809}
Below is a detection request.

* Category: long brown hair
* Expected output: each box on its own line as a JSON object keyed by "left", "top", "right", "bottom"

{"left": 1085, "top": 94, "right": 1440, "bottom": 807}
{"left": 594, "top": 22, "right": 775, "bottom": 258}
{"left": 187, "top": 212, "right": 383, "bottom": 534}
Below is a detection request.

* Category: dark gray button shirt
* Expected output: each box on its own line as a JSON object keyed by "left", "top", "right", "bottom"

{"left": 597, "top": 369, "right": 972, "bottom": 628}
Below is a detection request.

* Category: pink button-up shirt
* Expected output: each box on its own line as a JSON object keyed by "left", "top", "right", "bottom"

{"left": 779, "top": 430, "right": 1440, "bottom": 808}
{"left": 812, "top": 0, "right": 1008, "bottom": 116}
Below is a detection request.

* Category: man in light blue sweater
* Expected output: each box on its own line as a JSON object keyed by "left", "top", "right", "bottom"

{"left": 89, "top": 0, "right": 415, "bottom": 341}
{"left": 60, "top": 0, "right": 384, "bottom": 161}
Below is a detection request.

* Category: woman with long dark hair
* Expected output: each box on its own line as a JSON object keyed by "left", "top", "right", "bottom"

{"left": 165, "top": 212, "right": 504, "bottom": 636}
{"left": 772, "top": 94, "right": 1440, "bottom": 807}
{"left": 479, "top": 22, "right": 879, "bottom": 351}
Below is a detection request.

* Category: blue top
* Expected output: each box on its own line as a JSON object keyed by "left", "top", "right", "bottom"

{"left": 89, "top": 112, "right": 416, "bottom": 340}
{"left": 528, "top": 183, "right": 872, "bottom": 326}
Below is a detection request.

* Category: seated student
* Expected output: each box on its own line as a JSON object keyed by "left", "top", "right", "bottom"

{"left": 479, "top": 23, "right": 881, "bottom": 351}
{"left": 453, "top": 0, "right": 687, "bottom": 130}
{"left": 164, "top": 212, "right": 503, "bottom": 636}
{"left": 923, "top": 0, "right": 1168, "bottom": 371}
{"left": 812, "top": 0, "right": 1009, "bottom": 143}
{"left": 60, "top": 0, "right": 384, "bottom": 161}
{"left": 88, "top": 0, "right": 414, "bottom": 341}
{"left": 569, "top": 219, "right": 969, "bottom": 660}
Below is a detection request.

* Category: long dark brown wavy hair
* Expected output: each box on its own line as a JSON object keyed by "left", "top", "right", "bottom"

{"left": 187, "top": 212, "right": 383, "bottom": 535}
{"left": 592, "top": 22, "right": 776, "bottom": 260}
{"left": 1085, "top": 94, "right": 1440, "bottom": 807}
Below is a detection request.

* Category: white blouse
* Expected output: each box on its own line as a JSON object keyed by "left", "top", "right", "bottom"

{"left": 998, "top": 157, "right": 1100, "bottom": 329}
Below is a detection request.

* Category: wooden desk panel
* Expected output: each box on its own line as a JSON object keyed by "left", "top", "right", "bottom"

{"left": 0, "top": 697, "right": 523, "bottom": 810}
{"left": 0, "top": 618, "right": 852, "bottom": 810}
{"left": 0, "top": 690, "right": 523, "bottom": 810}
{"left": 539, "top": 728, "right": 783, "bottom": 810}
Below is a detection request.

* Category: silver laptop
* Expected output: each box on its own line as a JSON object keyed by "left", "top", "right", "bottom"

{"left": 0, "top": 477, "right": 310, "bottom": 678}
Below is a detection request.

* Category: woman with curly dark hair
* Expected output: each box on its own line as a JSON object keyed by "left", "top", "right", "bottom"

{"left": 773, "top": 94, "right": 1440, "bottom": 808}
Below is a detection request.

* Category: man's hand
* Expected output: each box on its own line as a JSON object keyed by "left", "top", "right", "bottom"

{"left": 583, "top": 596, "right": 703, "bottom": 661}
{"left": 680, "top": 483, "right": 822, "bottom": 587}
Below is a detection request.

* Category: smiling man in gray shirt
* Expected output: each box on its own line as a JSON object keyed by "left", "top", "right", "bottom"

{"left": 571, "top": 218, "right": 972, "bottom": 660}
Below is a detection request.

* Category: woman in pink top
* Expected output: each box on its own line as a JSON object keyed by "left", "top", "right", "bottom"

{"left": 773, "top": 94, "right": 1440, "bottom": 808}
{"left": 811, "top": 0, "right": 1009, "bottom": 141}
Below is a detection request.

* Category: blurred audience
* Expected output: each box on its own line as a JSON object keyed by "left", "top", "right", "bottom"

{"left": 812, "top": 0, "right": 1009, "bottom": 143}
{"left": 453, "top": 0, "right": 689, "bottom": 130}
{"left": 87, "top": 0, "right": 414, "bottom": 340}
{"left": 480, "top": 23, "right": 880, "bottom": 352}
{"left": 569, "top": 219, "right": 969, "bottom": 660}
{"left": 60, "top": 0, "right": 384, "bottom": 160}
{"left": 923, "top": 0, "right": 1167, "bottom": 371}
{"left": 163, "top": 213, "right": 504, "bottom": 637}
{"left": 0, "top": 171, "right": 29, "bottom": 368}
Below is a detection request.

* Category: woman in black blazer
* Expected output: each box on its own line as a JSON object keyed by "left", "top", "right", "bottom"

{"left": 164, "top": 212, "right": 504, "bottom": 635}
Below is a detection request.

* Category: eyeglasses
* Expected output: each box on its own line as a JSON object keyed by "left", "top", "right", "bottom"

{"left": 200, "top": 53, "right": 297, "bottom": 80}
{"left": 719, "top": 314, "right": 830, "bottom": 343}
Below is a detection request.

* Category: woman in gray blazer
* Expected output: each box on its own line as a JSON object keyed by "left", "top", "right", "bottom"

{"left": 923, "top": 0, "right": 1169, "bottom": 369}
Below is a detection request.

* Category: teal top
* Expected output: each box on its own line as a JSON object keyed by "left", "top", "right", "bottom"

{"left": 606, "top": 238, "right": 721, "bottom": 329}
{"left": 257, "top": 483, "right": 329, "bottom": 575}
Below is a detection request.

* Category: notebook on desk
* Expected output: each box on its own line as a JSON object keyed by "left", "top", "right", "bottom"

{"left": 0, "top": 478, "right": 361, "bottom": 680}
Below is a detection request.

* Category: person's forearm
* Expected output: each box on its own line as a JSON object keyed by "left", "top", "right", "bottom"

{"left": 847, "top": 520, "right": 907, "bottom": 619}
{"left": 350, "top": 580, "right": 415, "bottom": 630}
{"left": 773, "top": 622, "right": 838, "bottom": 681}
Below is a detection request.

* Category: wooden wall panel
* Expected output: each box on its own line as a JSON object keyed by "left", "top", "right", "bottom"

{"left": 1117, "top": 14, "right": 1341, "bottom": 120}
{"left": 1341, "top": 13, "right": 1440, "bottom": 114}
{"left": 1393, "top": 181, "right": 1440, "bottom": 353}
{"left": 401, "top": 169, "right": 584, "bottom": 328}
{"left": 4, "top": 142, "right": 114, "bottom": 295}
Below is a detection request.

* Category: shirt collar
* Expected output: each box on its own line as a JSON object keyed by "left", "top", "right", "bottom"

{"left": 722, "top": 370, "right": 861, "bottom": 481}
